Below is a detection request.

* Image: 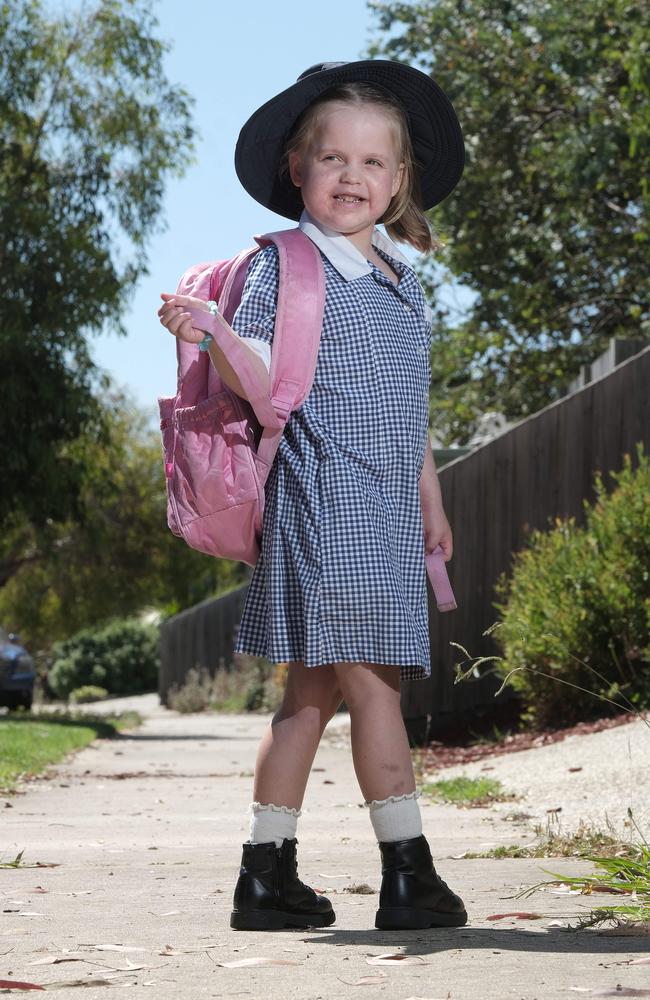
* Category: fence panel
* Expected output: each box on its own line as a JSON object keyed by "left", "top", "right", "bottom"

{"left": 159, "top": 584, "right": 248, "bottom": 704}
{"left": 402, "top": 345, "right": 650, "bottom": 738}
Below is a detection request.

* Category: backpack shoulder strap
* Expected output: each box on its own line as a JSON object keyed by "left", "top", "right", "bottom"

{"left": 175, "top": 230, "right": 324, "bottom": 441}
{"left": 255, "top": 228, "right": 325, "bottom": 421}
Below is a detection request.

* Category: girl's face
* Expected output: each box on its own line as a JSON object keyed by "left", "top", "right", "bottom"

{"left": 288, "top": 102, "right": 405, "bottom": 254}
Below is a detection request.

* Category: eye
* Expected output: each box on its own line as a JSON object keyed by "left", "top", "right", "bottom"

{"left": 366, "top": 159, "right": 383, "bottom": 167}
{"left": 323, "top": 154, "right": 339, "bottom": 161}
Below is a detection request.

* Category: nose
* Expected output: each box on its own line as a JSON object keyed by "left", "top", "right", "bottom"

{"left": 339, "top": 162, "right": 361, "bottom": 184}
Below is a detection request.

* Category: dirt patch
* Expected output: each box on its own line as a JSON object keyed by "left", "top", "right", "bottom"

{"left": 418, "top": 711, "right": 639, "bottom": 771}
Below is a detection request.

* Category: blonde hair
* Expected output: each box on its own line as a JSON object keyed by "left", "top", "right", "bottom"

{"left": 278, "top": 82, "right": 437, "bottom": 254}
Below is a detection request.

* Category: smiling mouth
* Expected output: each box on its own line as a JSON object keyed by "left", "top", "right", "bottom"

{"left": 333, "top": 195, "right": 364, "bottom": 204}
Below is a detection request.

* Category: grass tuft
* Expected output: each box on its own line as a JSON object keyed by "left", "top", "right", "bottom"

{"left": 463, "top": 820, "right": 640, "bottom": 860}
{"left": 516, "top": 811, "right": 650, "bottom": 928}
{"left": 421, "top": 775, "right": 515, "bottom": 807}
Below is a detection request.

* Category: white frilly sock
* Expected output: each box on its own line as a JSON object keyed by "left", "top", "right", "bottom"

{"left": 366, "top": 790, "right": 423, "bottom": 843}
{"left": 248, "top": 801, "right": 301, "bottom": 848}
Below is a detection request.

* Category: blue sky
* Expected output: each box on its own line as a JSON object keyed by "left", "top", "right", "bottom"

{"left": 90, "top": 0, "right": 470, "bottom": 422}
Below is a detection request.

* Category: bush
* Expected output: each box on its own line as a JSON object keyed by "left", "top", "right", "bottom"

{"left": 49, "top": 618, "right": 160, "bottom": 699}
{"left": 167, "top": 657, "right": 286, "bottom": 714}
{"left": 167, "top": 667, "right": 215, "bottom": 713}
{"left": 494, "top": 445, "right": 650, "bottom": 727}
{"left": 69, "top": 685, "right": 109, "bottom": 704}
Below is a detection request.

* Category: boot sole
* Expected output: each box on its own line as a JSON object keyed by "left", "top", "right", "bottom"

{"left": 230, "top": 908, "right": 336, "bottom": 931}
{"left": 375, "top": 906, "right": 468, "bottom": 930}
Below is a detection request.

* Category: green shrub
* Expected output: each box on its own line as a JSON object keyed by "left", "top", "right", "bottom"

{"left": 167, "top": 657, "right": 285, "bottom": 714}
{"left": 167, "top": 667, "right": 215, "bottom": 713}
{"left": 69, "top": 685, "right": 109, "bottom": 704}
{"left": 49, "top": 618, "right": 160, "bottom": 699}
{"left": 494, "top": 445, "right": 650, "bottom": 727}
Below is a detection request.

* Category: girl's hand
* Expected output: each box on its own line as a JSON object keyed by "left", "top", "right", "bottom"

{"left": 157, "top": 292, "right": 212, "bottom": 344}
{"left": 421, "top": 498, "right": 453, "bottom": 561}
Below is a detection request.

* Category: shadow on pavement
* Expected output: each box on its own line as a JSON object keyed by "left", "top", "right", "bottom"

{"left": 297, "top": 926, "right": 650, "bottom": 954}
{"left": 114, "top": 731, "right": 253, "bottom": 741}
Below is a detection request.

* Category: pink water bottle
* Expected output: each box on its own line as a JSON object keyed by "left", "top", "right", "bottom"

{"left": 425, "top": 545, "right": 457, "bottom": 612}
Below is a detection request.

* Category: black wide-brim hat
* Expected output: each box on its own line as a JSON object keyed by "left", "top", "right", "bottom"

{"left": 235, "top": 60, "right": 464, "bottom": 221}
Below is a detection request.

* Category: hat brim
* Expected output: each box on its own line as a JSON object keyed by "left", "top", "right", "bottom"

{"left": 234, "top": 60, "right": 464, "bottom": 221}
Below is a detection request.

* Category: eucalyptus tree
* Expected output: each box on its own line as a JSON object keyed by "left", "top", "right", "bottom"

{"left": 0, "top": 0, "right": 195, "bottom": 520}
{"left": 369, "top": 0, "right": 650, "bottom": 442}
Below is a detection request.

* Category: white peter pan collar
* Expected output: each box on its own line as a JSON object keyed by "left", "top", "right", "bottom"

{"left": 298, "top": 209, "right": 411, "bottom": 282}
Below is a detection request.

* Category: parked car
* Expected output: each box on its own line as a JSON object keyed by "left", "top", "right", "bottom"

{"left": 0, "top": 627, "right": 36, "bottom": 710}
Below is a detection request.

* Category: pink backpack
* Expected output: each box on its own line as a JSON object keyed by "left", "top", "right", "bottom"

{"left": 158, "top": 227, "right": 457, "bottom": 612}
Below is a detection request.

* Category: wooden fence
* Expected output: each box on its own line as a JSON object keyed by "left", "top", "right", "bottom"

{"left": 159, "top": 584, "right": 248, "bottom": 704}
{"left": 159, "top": 344, "right": 649, "bottom": 726}
{"left": 402, "top": 343, "right": 650, "bottom": 739}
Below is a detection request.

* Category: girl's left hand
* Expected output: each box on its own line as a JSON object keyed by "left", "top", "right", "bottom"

{"left": 421, "top": 501, "right": 453, "bottom": 561}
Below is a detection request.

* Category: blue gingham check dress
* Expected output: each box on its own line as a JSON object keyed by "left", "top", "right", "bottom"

{"left": 231, "top": 232, "right": 432, "bottom": 680}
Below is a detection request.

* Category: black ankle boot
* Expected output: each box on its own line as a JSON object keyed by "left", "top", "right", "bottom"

{"left": 230, "top": 838, "right": 336, "bottom": 930}
{"left": 375, "top": 834, "right": 467, "bottom": 930}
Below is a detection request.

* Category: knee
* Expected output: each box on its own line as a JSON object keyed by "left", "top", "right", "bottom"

{"left": 335, "top": 664, "right": 400, "bottom": 719}
{"left": 276, "top": 683, "right": 342, "bottom": 730}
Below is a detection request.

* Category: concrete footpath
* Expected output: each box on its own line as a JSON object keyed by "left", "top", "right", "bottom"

{"left": 1, "top": 697, "right": 649, "bottom": 998}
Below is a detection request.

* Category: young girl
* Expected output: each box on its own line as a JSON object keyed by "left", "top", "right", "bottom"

{"left": 158, "top": 60, "right": 467, "bottom": 932}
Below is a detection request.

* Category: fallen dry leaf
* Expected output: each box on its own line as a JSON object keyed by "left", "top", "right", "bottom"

{"left": 87, "top": 945, "right": 147, "bottom": 954}
{"left": 0, "top": 982, "right": 45, "bottom": 992}
{"left": 574, "top": 990, "right": 650, "bottom": 997}
{"left": 40, "top": 978, "right": 127, "bottom": 990}
{"left": 338, "top": 975, "right": 387, "bottom": 986}
{"left": 588, "top": 885, "right": 631, "bottom": 895}
{"left": 486, "top": 912, "right": 544, "bottom": 921}
{"left": 569, "top": 990, "right": 650, "bottom": 997}
{"left": 157, "top": 945, "right": 206, "bottom": 956}
{"left": 629, "top": 958, "right": 650, "bottom": 966}
{"left": 366, "top": 953, "right": 427, "bottom": 966}
{"left": 28, "top": 959, "right": 83, "bottom": 967}
{"left": 215, "top": 957, "right": 302, "bottom": 968}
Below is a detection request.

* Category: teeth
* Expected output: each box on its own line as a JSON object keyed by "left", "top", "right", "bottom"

{"left": 335, "top": 195, "right": 361, "bottom": 203}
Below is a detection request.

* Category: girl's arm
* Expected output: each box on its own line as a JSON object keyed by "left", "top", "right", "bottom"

{"left": 419, "top": 440, "right": 453, "bottom": 559}
{"left": 158, "top": 292, "right": 271, "bottom": 401}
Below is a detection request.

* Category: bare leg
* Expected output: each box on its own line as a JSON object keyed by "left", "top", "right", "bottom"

{"left": 253, "top": 661, "right": 342, "bottom": 810}
{"left": 332, "top": 661, "right": 415, "bottom": 802}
